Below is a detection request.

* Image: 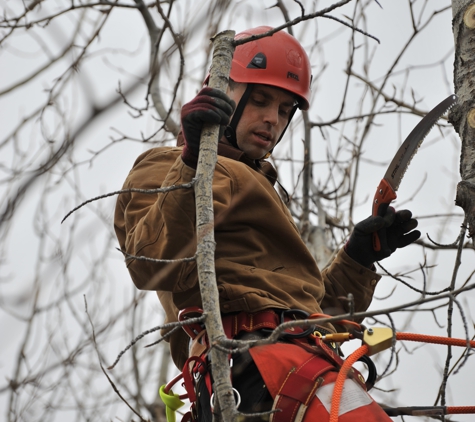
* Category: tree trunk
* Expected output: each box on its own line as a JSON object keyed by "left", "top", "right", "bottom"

{"left": 450, "top": 0, "right": 475, "bottom": 238}
{"left": 194, "top": 30, "right": 237, "bottom": 422}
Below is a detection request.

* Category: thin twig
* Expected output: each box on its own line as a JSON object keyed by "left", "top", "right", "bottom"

{"left": 377, "top": 262, "right": 451, "bottom": 296}
{"left": 234, "top": 0, "right": 379, "bottom": 48}
{"left": 61, "top": 180, "right": 196, "bottom": 223}
{"left": 84, "top": 296, "right": 147, "bottom": 421}
{"left": 117, "top": 248, "right": 196, "bottom": 264}
{"left": 440, "top": 216, "right": 468, "bottom": 407}
{"left": 451, "top": 298, "right": 471, "bottom": 375}
{"left": 108, "top": 315, "right": 206, "bottom": 370}
{"left": 322, "top": 14, "right": 380, "bottom": 43}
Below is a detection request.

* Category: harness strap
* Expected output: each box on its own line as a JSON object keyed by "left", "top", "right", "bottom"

{"left": 221, "top": 310, "right": 282, "bottom": 337}
{"left": 291, "top": 337, "right": 369, "bottom": 392}
{"left": 182, "top": 356, "right": 208, "bottom": 403}
{"left": 189, "top": 329, "right": 208, "bottom": 358}
{"left": 221, "top": 309, "right": 317, "bottom": 339}
{"left": 271, "top": 355, "right": 335, "bottom": 422}
{"left": 292, "top": 336, "right": 344, "bottom": 369}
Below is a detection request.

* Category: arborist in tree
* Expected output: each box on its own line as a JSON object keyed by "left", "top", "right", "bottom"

{"left": 114, "top": 26, "right": 420, "bottom": 421}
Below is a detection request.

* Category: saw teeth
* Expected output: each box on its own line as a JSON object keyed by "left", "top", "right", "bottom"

{"left": 394, "top": 95, "right": 458, "bottom": 190}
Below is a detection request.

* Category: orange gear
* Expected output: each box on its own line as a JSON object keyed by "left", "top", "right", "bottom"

{"left": 249, "top": 342, "right": 392, "bottom": 422}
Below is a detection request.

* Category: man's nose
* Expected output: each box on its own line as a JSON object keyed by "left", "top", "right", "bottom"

{"left": 263, "top": 105, "right": 279, "bottom": 126}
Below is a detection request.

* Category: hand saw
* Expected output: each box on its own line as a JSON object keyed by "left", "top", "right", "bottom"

{"left": 372, "top": 94, "right": 457, "bottom": 251}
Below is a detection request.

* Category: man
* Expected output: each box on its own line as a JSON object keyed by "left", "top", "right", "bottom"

{"left": 114, "top": 26, "right": 420, "bottom": 421}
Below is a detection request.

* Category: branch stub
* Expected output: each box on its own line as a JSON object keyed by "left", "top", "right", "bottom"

{"left": 463, "top": 3, "right": 475, "bottom": 29}
{"left": 468, "top": 108, "right": 475, "bottom": 128}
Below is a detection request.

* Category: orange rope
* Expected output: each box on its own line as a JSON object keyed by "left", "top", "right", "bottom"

{"left": 329, "top": 332, "right": 475, "bottom": 421}
{"left": 396, "top": 332, "right": 475, "bottom": 348}
{"left": 447, "top": 406, "right": 475, "bottom": 414}
{"left": 329, "top": 344, "right": 369, "bottom": 422}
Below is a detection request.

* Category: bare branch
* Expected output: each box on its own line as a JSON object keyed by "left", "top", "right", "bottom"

{"left": 84, "top": 296, "right": 148, "bottom": 422}
{"left": 61, "top": 180, "right": 196, "bottom": 223}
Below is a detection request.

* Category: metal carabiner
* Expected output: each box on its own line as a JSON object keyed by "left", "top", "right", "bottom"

{"left": 280, "top": 309, "right": 315, "bottom": 339}
{"left": 210, "top": 388, "right": 242, "bottom": 412}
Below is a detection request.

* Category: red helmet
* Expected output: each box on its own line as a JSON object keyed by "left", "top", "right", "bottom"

{"left": 230, "top": 26, "right": 312, "bottom": 110}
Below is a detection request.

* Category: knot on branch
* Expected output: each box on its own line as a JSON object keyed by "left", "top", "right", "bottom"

{"left": 455, "top": 181, "right": 475, "bottom": 237}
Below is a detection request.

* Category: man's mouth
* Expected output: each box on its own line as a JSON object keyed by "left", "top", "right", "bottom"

{"left": 255, "top": 131, "right": 272, "bottom": 142}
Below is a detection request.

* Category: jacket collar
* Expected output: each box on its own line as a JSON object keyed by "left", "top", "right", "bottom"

{"left": 176, "top": 131, "right": 278, "bottom": 186}
{"left": 217, "top": 143, "right": 278, "bottom": 186}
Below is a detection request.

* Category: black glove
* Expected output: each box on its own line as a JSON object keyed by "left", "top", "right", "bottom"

{"left": 345, "top": 208, "right": 420, "bottom": 268}
{"left": 181, "top": 87, "right": 235, "bottom": 167}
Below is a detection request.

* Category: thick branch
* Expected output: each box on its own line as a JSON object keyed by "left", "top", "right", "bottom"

{"left": 194, "top": 30, "right": 236, "bottom": 422}
{"left": 450, "top": 0, "right": 475, "bottom": 237}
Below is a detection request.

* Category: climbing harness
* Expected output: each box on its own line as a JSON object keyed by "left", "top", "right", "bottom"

{"left": 160, "top": 308, "right": 475, "bottom": 421}
{"left": 161, "top": 309, "right": 373, "bottom": 421}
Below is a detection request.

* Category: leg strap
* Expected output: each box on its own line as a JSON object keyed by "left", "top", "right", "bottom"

{"left": 270, "top": 354, "right": 335, "bottom": 422}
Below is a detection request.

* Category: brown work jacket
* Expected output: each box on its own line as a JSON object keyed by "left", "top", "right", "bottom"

{"left": 114, "top": 144, "right": 381, "bottom": 368}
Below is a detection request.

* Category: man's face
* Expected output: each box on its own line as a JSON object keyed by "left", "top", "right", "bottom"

{"left": 227, "top": 84, "right": 296, "bottom": 160}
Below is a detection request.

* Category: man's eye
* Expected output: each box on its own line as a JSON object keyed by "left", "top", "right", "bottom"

{"left": 251, "top": 96, "right": 266, "bottom": 106}
{"left": 279, "top": 108, "right": 291, "bottom": 117}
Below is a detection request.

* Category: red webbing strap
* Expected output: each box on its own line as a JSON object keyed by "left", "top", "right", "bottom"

{"left": 291, "top": 335, "right": 370, "bottom": 390}
{"left": 182, "top": 356, "right": 207, "bottom": 403}
{"left": 221, "top": 309, "right": 311, "bottom": 339}
{"left": 292, "top": 336, "right": 344, "bottom": 369}
{"left": 180, "top": 412, "right": 193, "bottom": 422}
{"left": 221, "top": 310, "right": 281, "bottom": 338}
{"left": 271, "top": 354, "right": 335, "bottom": 422}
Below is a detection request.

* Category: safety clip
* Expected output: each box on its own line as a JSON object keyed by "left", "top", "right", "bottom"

{"left": 363, "top": 327, "right": 394, "bottom": 356}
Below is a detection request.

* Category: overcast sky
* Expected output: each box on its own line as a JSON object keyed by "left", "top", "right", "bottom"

{"left": 1, "top": 1, "right": 474, "bottom": 421}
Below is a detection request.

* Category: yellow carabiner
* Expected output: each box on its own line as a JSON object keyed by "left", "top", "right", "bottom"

{"left": 159, "top": 384, "right": 185, "bottom": 422}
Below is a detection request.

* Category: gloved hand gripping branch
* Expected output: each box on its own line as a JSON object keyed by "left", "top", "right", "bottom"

{"left": 345, "top": 208, "right": 421, "bottom": 268}
{"left": 181, "top": 87, "right": 236, "bottom": 168}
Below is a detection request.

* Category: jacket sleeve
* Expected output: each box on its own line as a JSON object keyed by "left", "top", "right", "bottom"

{"left": 114, "top": 149, "right": 195, "bottom": 291}
{"left": 320, "top": 248, "right": 381, "bottom": 322}
{"left": 115, "top": 148, "right": 234, "bottom": 294}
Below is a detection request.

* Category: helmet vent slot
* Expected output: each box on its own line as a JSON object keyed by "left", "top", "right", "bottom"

{"left": 247, "top": 53, "right": 267, "bottom": 69}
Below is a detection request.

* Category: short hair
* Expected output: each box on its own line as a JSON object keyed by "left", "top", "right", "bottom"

{"left": 228, "top": 78, "right": 238, "bottom": 91}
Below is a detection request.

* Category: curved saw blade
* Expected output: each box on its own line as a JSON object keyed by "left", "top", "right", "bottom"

{"left": 371, "top": 94, "right": 457, "bottom": 251}
{"left": 384, "top": 94, "right": 457, "bottom": 191}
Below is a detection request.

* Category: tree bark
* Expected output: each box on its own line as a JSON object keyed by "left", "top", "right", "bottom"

{"left": 450, "top": 0, "right": 475, "bottom": 237}
{"left": 194, "top": 30, "right": 237, "bottom": 422}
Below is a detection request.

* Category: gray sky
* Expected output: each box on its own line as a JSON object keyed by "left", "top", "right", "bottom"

{"left": 1, "top": 1, "right": 474, "bottom": 420}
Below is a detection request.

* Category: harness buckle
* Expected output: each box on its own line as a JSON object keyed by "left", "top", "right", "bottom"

{"left": 178, "top": 307, "right": 204, "bottom": 339}
{"left": 280, "top": 309, "right": 316, "bottom": 339}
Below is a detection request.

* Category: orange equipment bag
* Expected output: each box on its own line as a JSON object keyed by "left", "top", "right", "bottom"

{"left": 249, "top": 342, "right": 392, "bottom": 422}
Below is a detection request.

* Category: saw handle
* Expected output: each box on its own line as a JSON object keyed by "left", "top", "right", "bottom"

{"left": 372, "top": 178, "right": 397, "bottom": 251}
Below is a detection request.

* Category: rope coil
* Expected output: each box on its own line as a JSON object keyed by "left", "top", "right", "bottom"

{"left": 329, "top": 331, "right": 475, "bottom": 421}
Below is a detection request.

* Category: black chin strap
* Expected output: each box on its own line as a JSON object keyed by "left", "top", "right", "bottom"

{"left": 275, "top": 105, "right": 297, "bottom": 147}
{"left": 224, "top": 84, "right": 254, "bottom": 149}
